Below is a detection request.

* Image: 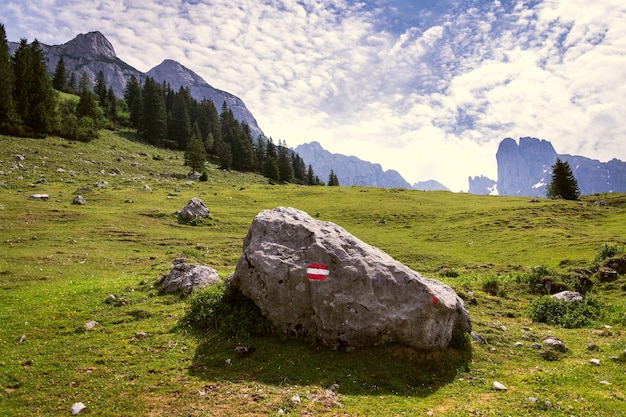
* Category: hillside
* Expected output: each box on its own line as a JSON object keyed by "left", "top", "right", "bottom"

{"left": 1, "top": 132, "right": 626, "bottom": 416}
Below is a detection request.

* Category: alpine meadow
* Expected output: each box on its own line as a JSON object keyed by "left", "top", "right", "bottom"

{"left": 1, "top": 24, "right": 626, "bottom": 417}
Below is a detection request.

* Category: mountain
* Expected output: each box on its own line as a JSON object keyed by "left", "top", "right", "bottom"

{"left": 9, "top": 31, "right": 263, "bottom": 137}
{"left": 412, "top": 180, "right": 449, "bottom": 192}
{"left": 468, "top": 175, "right": 497, "bottom": 195}
{"left": 493, "top": 137, "right": 626, "bottom": 197}
{"left": 295, "top": 141, "right": 415, "bottom": 188}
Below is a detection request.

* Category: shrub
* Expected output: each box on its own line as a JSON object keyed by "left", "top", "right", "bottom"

{"left": 528, "top": 295, "right": 601, "bottom": 328}
{"left": 183, "top": 283, "right": 274, "bottom": 338}
{"left": 516, "top": 265, "right": 566, "bottom": 294}
{"left": 481, "top": 276, "right": 505, "bottom": 297}
{"left": 595, "top": 243, "right": 624, "bottom": 262}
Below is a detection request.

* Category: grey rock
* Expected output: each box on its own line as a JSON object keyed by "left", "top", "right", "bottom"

{"left": 84, "top": 320, "right": 98, "bottom": 330}
{"left": 179, "top": 197, "right": 210, "bottom": 220}
{"left": 590, "top": 358, "right": 601, "bottom": 366}
{"left": 159, "top": 259, "right": 220, "bottom": 294}
{"left": 29, "top": 194, "right": 49, "bottom": 200}
{"left": 493, "top": 381, "right": 507, "bottom": 391}
{"left": 471, "top": 332, "right": 487, "bottom": 345}
{"left": 226, "top": 207, "right": 471, "bottom": 350}
{"left": 542, "top": 336, "right": 568, "bottom": 352}
{"left": 70, "top": 402, "right": 86, "bottom": 415}
{"left": 552, "top": 291, "right": 583, "bottom": 302}
{"left": 72, "top": 195, "right": 87, "bottom": 205}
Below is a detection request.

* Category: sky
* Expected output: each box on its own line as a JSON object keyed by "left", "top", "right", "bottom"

{"left": 1, "top": 0, "right": 625, "bottom": 191}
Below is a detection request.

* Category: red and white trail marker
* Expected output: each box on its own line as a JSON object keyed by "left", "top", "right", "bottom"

{"left": 307, "top": 263, "right": 330, "bottom": 281}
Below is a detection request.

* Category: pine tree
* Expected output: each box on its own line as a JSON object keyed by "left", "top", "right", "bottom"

{"left": 67, "top": 72, "right": 77, "bottom": 94}
{"left": 328, "top": 169, "right": 340, "bottom": 186}
{"left": 124, "top": 74, "right": 143, "bottom": 129}
{"left": 0, "top": 24, "right": 17, "bottom": 129}
{"left": 76, "top": 74, "right": 101, "bottom": 123}
{"left": 277, "top": 140, "right": 294, "bottom": 182}
{"left": 547, "top": 158, "right": 580, "bottom": 200}
{"left": 52, "top": 57, "right": 67, "bottom": 91}
{"left": 184, "top": 122, "right": 207, "bottom": 174}
{"left": 167, "top": 87, "right": 191, "bottom": 149}
{"left": 141, "top": 76, "right": 167, "bottom": 146}
{"left": 94, "top": 70, "right": 107, "bottom": 104}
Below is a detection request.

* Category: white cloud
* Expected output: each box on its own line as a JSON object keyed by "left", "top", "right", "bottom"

{"left": 1, "top": 0, "right": 625, "bottom": 191}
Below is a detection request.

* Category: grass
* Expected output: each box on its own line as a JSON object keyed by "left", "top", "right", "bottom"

{"left": 1, "top": 132, "right": 625, "bottom": 416}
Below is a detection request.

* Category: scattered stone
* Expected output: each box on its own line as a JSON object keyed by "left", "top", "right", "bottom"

{"left": 544, "top": 400, "right": 552, "bottom": 408}
{"left": 542, "top": 337, "right": 568, "bottom": 352}
{"left": 94, "top": 181, "right": 109, "bottom": 188}
{"left": 15, "top": 154, "right": 25, "bottom": 161}
{"left": 498, "top": 325, "right": 507, "bottom": 332}
{"left": 70, "top": 402, "right": 86, "bottom": 415}
{"left": 587, "top": 342, "right": 600, "bottom": 351}
{"left": 610, "top": 356, "right": 620, "bottom": 362}
{"left": 590, "top": 358, "right": 601, "bottom": 366}
{"left": 135, "top": 331, "right": 149, "bottom": 339}
{"left": 35, "top": 178, "right": 46, "bottom": 184}
{"left": 84, "top": 320, "right": 98, "bottom": 330}
{"left": 527, "top": 397, "right": 538, "bottom": 404}
{"left": 69, "top": 170, "right": 76, "bottom": 177}
{"left": 17, "top": 334, "right": 26, "bottom": 344}
{"left": 158, "top": 258, "right": 220, "bottom": 294}
{"left": 29, "top": 194, "right": 49, "bottom": 200}
{"left": 532, "top": 343, "right": 542, "bottom": 350}
{"left": 57, "top": 168, "right": 65, "bottom": 173}
{"left": 600, "top": 381, "right": 611, "bottom": 385}
{"left": 290, "top": 394, "right": 301, "bottom": 404}
{"left": 493, "top": 381, "right": 507, "bottom": 391}
{"left": 471, "top": 332, "right": 487, "bottom": 345}
{"left": 179, "top": 197, "right": 210, "bottom": 220}
{"left": 105, "top": 294, "right": 117, "bottom": 303}
{"left": 233, "top": 344, "right": 256, "bottom": 356}
{"left": 143, "top": 184, "right": 152, "bottom": 191}
{"left": 75, "top": 187, "right": 92, "bottom": 194}
{"left": 514, "top": 342, "right": 523, "bottom": 347}
{"left": 125, "top": 199, "right": 133, "bottom": 203}
{"left": 226, "top": 207, "right": 471, "bottom": 351}
{"left": 552, "top": 291, "right": 583, "bottom": 302}
{"left": 72, "top": 195, "right": 86, "bottom": 205}
{"left": 116, "top": 156, "right": 124, "bottom": 162}
{"left": 110, "top": 167, "right": 121, "bottom": 175}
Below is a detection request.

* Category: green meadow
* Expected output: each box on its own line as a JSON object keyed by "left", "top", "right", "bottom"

{"left": 1, "top": 132, "right": 625, "bottom": 416}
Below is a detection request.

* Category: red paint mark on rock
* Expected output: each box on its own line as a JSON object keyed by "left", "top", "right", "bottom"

{"left": 307, "top": 263, "right": 329, "bottom": 281}
{"left": 432, "top": 297, "right": 439, "bottom": 305}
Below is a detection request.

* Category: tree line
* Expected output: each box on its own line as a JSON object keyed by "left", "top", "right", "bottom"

{"left": 0, "top": 25, "right": 330, "bottom": 185}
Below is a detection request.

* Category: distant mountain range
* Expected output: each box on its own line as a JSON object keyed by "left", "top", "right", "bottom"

{"left": 7, "top": 32, "right": 625, "bottom": 195}
{"left": 294, "top": 142, "right": 449, "bottom": 191}
{"left": 8, "top": 31, "right": 264, "bottom": 138}
{"left": 469, "top": 137, "right": 626, "bottom": 196}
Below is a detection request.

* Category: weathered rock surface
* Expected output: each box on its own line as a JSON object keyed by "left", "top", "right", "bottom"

{"left": 226, "top": 207, "right": 471, "bottom": 350}
{"left": 179, "top": 197, "right": 210, "bottom": 221}
{"left": 72, "top": 195, "right": 87, "bottom": 205}
{"left": 159, "top": 258, "right": 220, "bottom": 294}
{"left": 552, "top": 290, "right": 583, "bottom": 302}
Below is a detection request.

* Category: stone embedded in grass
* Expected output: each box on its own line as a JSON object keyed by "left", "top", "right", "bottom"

{"left": 227, "top": 206, "right": 472, "bottom": 351}
{"left": 551, "top": 290, "right": 583, "bottom": 302}
{"left": 84, "top": 320, "right": 98, "bottom": 330}
{"left": 178, "top": 197, "right": 210, "bottom": 221}
{"left": 28, "top": 194, "right": 49, "bottom": 200}
{"left": 542, "top": 336, "right": 568, "bottom": 352}
{"left": 158, "top": 258, "right": 220, "bottom": 294}
{"left": 72, "top": 195, "right": 86, "bottom": 205}
{"left": 70, "top": 402, "right": 86, "bottom": 415}
{"left": 590, "top": 358, "right": 600, "bottom": 366}
{"left": 493, "top": 381, "right": 507, "bottom": 391}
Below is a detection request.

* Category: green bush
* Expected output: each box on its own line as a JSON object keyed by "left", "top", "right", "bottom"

{"left": 595, "top": 243, "right": 624, "bottom": 262}
{"left": 481, "top": 276, "right": 505, "bottom": 297}
{"left": 516, "top": 265, "right": 567, "bottom": 294}
{"left": 529, "top": 295, "right": 601, "bottom": 328}
{"left": 183, "top": 283, "right": 274, "bottom": 338}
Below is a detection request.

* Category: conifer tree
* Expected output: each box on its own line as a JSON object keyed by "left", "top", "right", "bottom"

{"left": 547, "top": 158, "right": 580, "bottom": 200}
{"left": 141, "top": 76, "right": 167, "bottom": 146}
{"left": 76, "top": 74, "right": 101, "bottom": 123}
{"left": 277, "top": 140, "right": 294, "bottom": 182}
{"left": 67, "top": 72, "right": 77, "bottom": 94}
{"left": 52, "top": 57, "right": 67, "bottom": 91}
{"left": 0, "top": 24, "right": 17, "bottom": 129}
{"left": 328, "top": 169, "right": 340, "bottom": 186}
{"left": 184, "top": 122, "right": 207, "bottom": 174}
{"left": 167, "top": 87, "right": 191, "bottom": 149}
{"left": 124, "top": 74, "right": 143, "bottom": 129}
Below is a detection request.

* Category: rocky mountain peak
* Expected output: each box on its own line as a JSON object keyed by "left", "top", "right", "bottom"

{"left": 60, "top": 31, "right": 117, "bottom": 59}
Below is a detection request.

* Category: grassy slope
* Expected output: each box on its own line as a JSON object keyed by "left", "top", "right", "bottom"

{"left": 0, "top": 132, "right": 625, "bottom": 416}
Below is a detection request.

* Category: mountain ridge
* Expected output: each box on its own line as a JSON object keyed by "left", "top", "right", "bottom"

{"left": 8, "top": 31, "right": 264, "bottom": 138}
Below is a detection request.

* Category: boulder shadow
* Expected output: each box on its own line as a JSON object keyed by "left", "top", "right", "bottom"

{"left": 188, "top": 333, "right": 472, "bottom": 397}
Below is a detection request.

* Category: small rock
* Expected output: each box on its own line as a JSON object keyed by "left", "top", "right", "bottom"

{"left": 84, "top": 320, "right": 98, "bottom": 330}
{"left": 498, "top": 325, "right": 507, "bottom": 332}
{"left": 29, "top": 194, "right": 49, "bottom": 200}
{"left": 527, "top": 397, "right": 538, "bottom": 404}
{"left": 542, "top": 337, "right": 568, "bottom": 352}
{"left": 143, "top": 184, "right": 152, "bottom": 191}
{"left": 514, "top": 342, "right": 523, "bottom": 347}
{"left": 587, "top": 343, "right": 600, "bottom": 351}
{"left": 532, "top": 343, "right": 542, "bottom": 350}
{"left": 135, "top": 331, "right": 149, "bottom": 339}
{"left": 471, "top": 332, "right": 486, "bottom": 345}
{"left": 105, "top": 294, "right": 117, "bottom": 303}
{"left": 70, "top": 402, "right": 86, "bottom": 415}
{"left": 590, "top": 358, "right": 600, "bottom": 366}
{"left": 17, "top": 334, "right": 26, "bottom": 344}
{"left": 493, "top": 381, "right": 507, "bottom": 391}
{"left": 610, "top": 356, "right": 620, "bottom": 362}
{"left": 600, "top": 381, "right": 611, "bottom": 385}
{"left": 544, "top": 400, "right": 552, "bottom": 408}
{"left": 290, "top": 394, "right": 301, "bottom": 404}
{"left": 72, "top": 195, "right": 86, "bottom": 205}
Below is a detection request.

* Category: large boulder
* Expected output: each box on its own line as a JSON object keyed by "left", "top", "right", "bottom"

{"left": 226, "top": 207, "right": 472, "bottom": 350}
{"left": 159, "top": 258, "right": 220, "bottom": 294}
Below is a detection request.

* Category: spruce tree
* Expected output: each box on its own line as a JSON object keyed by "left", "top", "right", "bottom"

{"left": 277, "top": 140, "right": 294, "bottom": 182}
{"left": 328, "top": 169, "right": 339, "bottom": 186}
{"left": 167, "top": 87, "right": 191, "bottom": 149}
{"left": 141, "top": 76, "right": 167, "bottom": 146}
{"left": 52, "top": 57, "right": 67, "bottom": 91}
{"left": 124, "top": 74, "right": 143, "bottom": 130}
{"left": 0, "top": 24, "right": 16, "bottom": 129}
{"left": 547, "top": 158, "right": 580, "bottom": 200}
{"left": 184, "top": 123, "right": 207, "bottom": 174}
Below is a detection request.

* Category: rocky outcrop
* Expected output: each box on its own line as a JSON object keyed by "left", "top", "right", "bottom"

{"left": 178, "top": 197, "right": 210, "bottom": 221}
{"left": 226, "top": 207, "right": 471, "bottom": 350}
{"left": 468, "top": 175, "right": 497, "bottom": 195}
{"left": 494, "top": 137, "right": 626, "bottom": 197}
